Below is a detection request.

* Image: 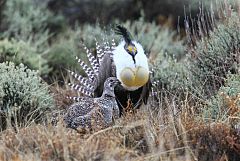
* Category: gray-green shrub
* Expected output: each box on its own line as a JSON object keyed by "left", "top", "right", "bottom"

{"left": 1, "top": 0, "right": 51, "bottom": 44}
{"left": 0, "top": 62, "right": 54, "bottom": 130}
{"left": 152, "top": 53, "right": 190, "bottom": 95}
{"left": 203, "top": 74, "right": 240, "bottom": 121}
{"left": 46, "top": 28, "right": 91, "bottom": 78}
{"left": 188, "top": 12, "right": 240, "bottom": 97}
{"left": 0, "top": 0, "right": 64, "bottom": 77}
{"left": 0, "top": 38, "right": 50, "bottom": 75}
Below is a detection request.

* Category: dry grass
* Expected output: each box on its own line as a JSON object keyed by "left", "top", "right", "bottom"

{"left": 1, "top": 94, "right": 239, "bottom": 161}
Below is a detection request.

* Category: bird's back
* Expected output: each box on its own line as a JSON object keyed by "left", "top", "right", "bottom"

{"left": 64, "top": 97, "right": 96, "bottom": 127}
{"left": 64, "top": 96, "right": 119, "bottom": 129}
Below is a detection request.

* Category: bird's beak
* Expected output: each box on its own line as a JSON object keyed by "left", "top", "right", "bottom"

{"left": 127, "top": 45, "right": 137, "bottom": 57}
{"left": 114, "top": 79, "right": 121, "bottom": 85}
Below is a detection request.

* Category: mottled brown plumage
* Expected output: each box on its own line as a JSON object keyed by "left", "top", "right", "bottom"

{"left": 64, "top": 77, "right": 120, "bottom": 130}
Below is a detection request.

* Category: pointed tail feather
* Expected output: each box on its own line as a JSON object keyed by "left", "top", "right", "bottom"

{"left": 68, "top": 70, "right": 94, "bottom": 90}
{"left": 82, "top": 44, "right": 99, "bottom": 75}
{"left": 95, "top": 39, "right": 101, "bottom": 54}
{"left": 67, "top": 96, "right": 86, "bottom": 102}
{"left": 103, "top": 39, "right": 110, "bottom": 51}
{"left": 95, "top": 38, "right": 113, "bottom": 63}
{"left": 111, "top": 38, "right": 116, "bottom": 49}
{"left": 75, "top": 56, "right": 95, "bottom": 80}
{"left": 98, "top": 52, "right": 105, "bottom": 63}
{"left": 95, "top": 39, "right": 104, "bottom": 63}
{"left": 99, "top": 41, "right": 112, "bottom": 62}
{"left": 68, "top": 83, "right": 93, "bottom": 97}
{"left": 97, "top": 47, "right": 105, "bottom": 63}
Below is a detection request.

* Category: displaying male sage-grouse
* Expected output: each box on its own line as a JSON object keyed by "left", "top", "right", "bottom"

{"left": 68, "top": 25, "right": 151, "bottom": 115}
{"left": 64, "top": 77, "right": 120, "bottom": 129}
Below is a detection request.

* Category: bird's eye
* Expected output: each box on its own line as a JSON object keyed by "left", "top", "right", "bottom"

{"left": 128, "top": 46, "right": 135, "bottom": 53}
{"left": 126, "top": 45, "right": 137, "bottom": 54}
{"left": 127, "top": 46, "right": 132, "bottom": 52}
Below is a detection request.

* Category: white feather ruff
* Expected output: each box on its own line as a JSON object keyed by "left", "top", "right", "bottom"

{"left": 112, "top": 41, "right": 149, "bottom": 90}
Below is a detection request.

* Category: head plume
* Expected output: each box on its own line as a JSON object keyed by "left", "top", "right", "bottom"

{"left": 115, "top": 24, "right": 132, "bottom": 44}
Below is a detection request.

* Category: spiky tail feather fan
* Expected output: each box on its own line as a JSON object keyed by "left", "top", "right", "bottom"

{"left": 67, "top": 38, "right": 115, "bottom": 101}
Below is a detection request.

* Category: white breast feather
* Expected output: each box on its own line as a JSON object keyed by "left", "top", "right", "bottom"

{"left": 112, "top": 41, "right": 149, "bottom": 90}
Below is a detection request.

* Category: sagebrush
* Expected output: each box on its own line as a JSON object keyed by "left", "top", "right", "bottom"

{"left": 0, "top": 62, "right": 54, "bottom": 130}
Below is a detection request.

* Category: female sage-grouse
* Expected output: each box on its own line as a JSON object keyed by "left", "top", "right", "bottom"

{"left": 64, "top": 77, "right": 120, "bottom": 129}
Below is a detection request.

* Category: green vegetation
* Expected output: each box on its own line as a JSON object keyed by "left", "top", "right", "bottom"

{"left": 0, "top": 62, "right": 54, "bottom": 130}
{"left": 151, "top": 53, "right": 190, "bottom": 98}
{"left": 1, "top": 0, "right": 51, "bottom": 41}
{"left": 188, "top": 13, "right": 240, "bottom": 97}
{"left": 0, "top": 38, "right": 50, "bottom": 75}
{"left": 0, "top": 0, "right": 63, "bottom": 77}
{"left": 204, "top": 74, "right": 240, "bottom": 121}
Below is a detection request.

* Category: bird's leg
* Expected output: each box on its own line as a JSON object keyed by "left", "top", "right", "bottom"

{"left": 124, "top": 94, "right": 134, "bottom": 114}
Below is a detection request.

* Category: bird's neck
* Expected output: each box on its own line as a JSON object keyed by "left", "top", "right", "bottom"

{"left": 102, "top": 91, "right": 115, "bottom": 98}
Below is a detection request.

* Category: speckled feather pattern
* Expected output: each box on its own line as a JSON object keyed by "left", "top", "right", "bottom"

{"left": 64, "top": 77, "right": 120, "bottom": 130}
{"left": 64, "top": 97, "right": 119, "bottom": 129}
